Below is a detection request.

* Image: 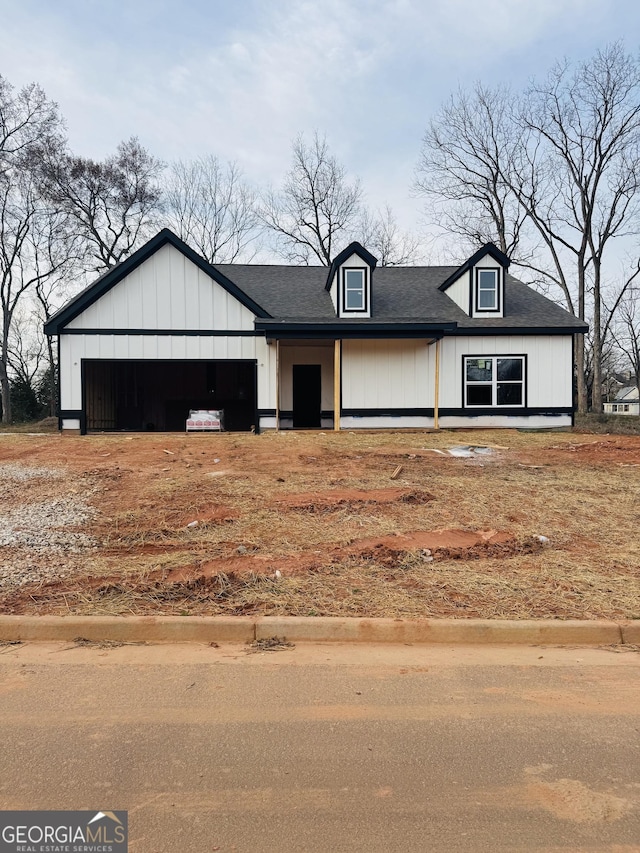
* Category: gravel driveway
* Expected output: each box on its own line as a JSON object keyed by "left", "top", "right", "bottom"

{"left": 0, "top": 463, "right": 98, "bottom": 588}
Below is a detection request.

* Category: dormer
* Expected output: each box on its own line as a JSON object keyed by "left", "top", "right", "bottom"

{"left": 326, "top": 242, "right": 378, "bottom": 318}
{"left": 438, "top": 243, "right": 510, "bottom": 319}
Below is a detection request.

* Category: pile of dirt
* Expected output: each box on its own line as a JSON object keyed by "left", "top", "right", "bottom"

{"left": 347, "top": 529, "right": 544, "bottom": 562}
{"left": 275, "top": 487, "right": 435, "bottom": 512}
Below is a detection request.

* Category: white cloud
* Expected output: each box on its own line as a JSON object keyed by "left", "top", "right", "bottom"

{"left": 0, "top": 0, "right": 638, "bottom": 238}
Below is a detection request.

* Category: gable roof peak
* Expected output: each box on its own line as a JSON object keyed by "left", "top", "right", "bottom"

{"left": 44, "top": 228, "right": 271, "bottom": 335}
{"left": 476, "top": 242, "right": 511, "bottom": 266}
{"left": 438, "top": 242, "right": 511, "bottom": 292}
{"left": 325, "top": 241, "right": 378, "bottom": 290}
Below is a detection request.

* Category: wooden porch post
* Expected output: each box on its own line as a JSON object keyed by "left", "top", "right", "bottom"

{"left": 275, "top": 339, "right": 280, "bottom": 432}
{"left": 434, "top": 338, "right": 440, "bottom": 430}
{"left": 334, "top": 339, "right": 341, "bottom": 432}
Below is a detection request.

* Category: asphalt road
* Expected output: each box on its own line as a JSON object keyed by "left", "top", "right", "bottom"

{"left": 0, "top": 641, "right": 639, "bottom": 852}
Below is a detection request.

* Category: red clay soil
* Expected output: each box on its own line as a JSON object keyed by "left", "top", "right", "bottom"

{"left": 275, "top": 487, "right": 435, "bottom": 510}
{"left": 347, "top": 528, "right": 512, "bottom": 553}
{"left": 154, "top": 528, "right": 529, "bottom": 584}
{"left": 520, "top": 437, "right": 640, "bottom": 467}
{"left": 1, "top": 431, "right": 638, "bottom": 617}
{"left": 177, "top": 506, "right": 238, "bottom": 526}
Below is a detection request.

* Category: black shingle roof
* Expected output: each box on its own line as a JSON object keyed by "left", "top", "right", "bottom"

{"left": 44, "top": 229, "right": 587, "bottom": 336}
{"left": 214, "top": 263, "right": 587, "bottom": 331}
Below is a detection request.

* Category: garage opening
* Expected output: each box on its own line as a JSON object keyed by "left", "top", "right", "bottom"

{"left": 83, "top": 360, "right": 257, "bottom": 432}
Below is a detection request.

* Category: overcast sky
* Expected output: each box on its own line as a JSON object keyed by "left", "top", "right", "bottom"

{"left": 2, "top": 0, "right": 640, "bottom": 249}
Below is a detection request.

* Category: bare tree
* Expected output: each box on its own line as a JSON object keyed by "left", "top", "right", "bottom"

{"left": 512, "top": 44, "right": 640, "bottom": 412}
{"left": 40, "top": 137, "right": 163, "bottom": 271}
{"left": 610, "top": 283, "right": 640, "bottom": 405}
{"left": 7, "top": 305, "right": 46, "bottom": 389}
{"left": 417, "top": 45, "right": 640, "bottom": 413}
{"left": 0, "top": 75, "right": 67, "bottom": 422}
{"left": 416, "top": 83, "right": 528, "bottom": 259}
{"left": 358, "top": 205, "right": 421, "bottom": 266}
{"left": 164, "top": 156, "right": 259, "bottom": 263}
{"left": 0, "top": 75, "right": 62, "bottom": 170}
{"left": 260, "top": 132, "right": 363, "bottom": 264}
{"left": 0, "top": 170, "right": 72, "bottom": 421}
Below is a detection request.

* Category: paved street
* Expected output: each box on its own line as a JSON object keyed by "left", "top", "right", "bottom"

{"left": 0, "top": 641, "right": 639, "bottom": 852}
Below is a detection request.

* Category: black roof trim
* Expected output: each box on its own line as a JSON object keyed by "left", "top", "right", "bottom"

{"left": 438, "top": 242, "right": 511, "bottom": 292}
{"left": 453, "top": 324, "right": 588, "bottom": 335}
{"left": 325, "top": 241, "right": 378, "bottom": 291}
{"left": 59, "top": 328, "right": 263, "bottom": 337}
{"left": 44, "top": 229, "right": 272, "bottom": 335}
{"left": 256, "top": 320, "right": 456, "bottom": 340}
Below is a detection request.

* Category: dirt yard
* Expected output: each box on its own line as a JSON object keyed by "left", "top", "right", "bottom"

{"left": 0, "top": 428, "right": 639, "bottom": 619}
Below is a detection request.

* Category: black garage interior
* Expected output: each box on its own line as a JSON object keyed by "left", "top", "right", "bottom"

{"left": 83, "top": 360, "right": 257, "bottom": 432}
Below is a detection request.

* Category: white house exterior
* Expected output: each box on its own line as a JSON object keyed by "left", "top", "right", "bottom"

{"left": 603, "top": 385, "right": 640, "bottom": 416}
{"left": 45, "top": 230, "right": 587, "bottom": 434}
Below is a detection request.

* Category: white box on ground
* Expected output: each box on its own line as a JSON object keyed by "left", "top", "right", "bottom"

{"left": 186, "top": 409, "right": 224, "bottom": 431}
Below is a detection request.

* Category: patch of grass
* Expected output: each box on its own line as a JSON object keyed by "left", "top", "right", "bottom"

{"left": 1, "top": 429, "right": 640, "bottom": 619}
{"left": 575, "top": 412, "right": 640, "bottom": 435}
{"left": 0, "top": 417, "right": 58, "bottom": 433}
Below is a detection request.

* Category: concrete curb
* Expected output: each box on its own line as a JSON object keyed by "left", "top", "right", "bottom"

{"left": 0, "top": 615, "right": 255, "bottom": 644}
{"left": 0, "top": 615, "right": 632, "bottom": 645}
{"left": 621, "top": 621, "right": 640, "bottom": 645}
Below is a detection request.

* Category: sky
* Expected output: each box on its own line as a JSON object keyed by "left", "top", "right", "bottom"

{"left": 2, "top": 0, "right": 640, "bottom": 253}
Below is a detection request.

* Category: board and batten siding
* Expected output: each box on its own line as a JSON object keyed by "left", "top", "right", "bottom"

{"left": 443, "top": 271, "right": 470, "bottom": 314}
{"left": 66, "top": 243, "right": 255, "bottom": 332}
{"left": 342, "top": 339, "right": 434, "bottom": 410}
{"left": 278, "top": 345, "right": 335, "bottom": 412}
{"left": 340, "top": 334, "right": 573, "bottom": 428}
{"left": 437, "top": 335, "right": 572, "bottom": 409}
{"left": 59, "top": 335, "right": 276, "bottom": 415}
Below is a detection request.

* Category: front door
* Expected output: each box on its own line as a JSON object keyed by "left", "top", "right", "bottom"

{"left": 292, "top": 364, "right": 322, "bottom": 428}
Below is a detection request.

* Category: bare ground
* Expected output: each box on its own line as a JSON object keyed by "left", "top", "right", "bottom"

{"left": 0, "top": 428, "right": 639, "bottom": 619}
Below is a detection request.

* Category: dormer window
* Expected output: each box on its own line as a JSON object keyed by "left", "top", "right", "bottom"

{"left": 475, "top": 268, "right": 500, "bottom": 312}
{"left": 325, "top": 242, "right": 377, "bottom": 318}
{"left": 343, "top": 268, "right": 367, "bottom": 312}
{"left": 438, "top": 243, "right": 508, "bottom": 318}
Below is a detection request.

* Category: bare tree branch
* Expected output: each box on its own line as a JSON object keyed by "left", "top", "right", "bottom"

{"left": 259, "top": 132, "right": 362, "bottom": 264}
{"left": 40, "top": 137, "right": 163, "bottom": 271}
{"left": 163, "top": 156, "right": 260, "bottom": 263}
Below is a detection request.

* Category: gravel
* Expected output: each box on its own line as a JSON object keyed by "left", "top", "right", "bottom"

{"left": 0, "top": 464, "right": 99, "bottom": 588}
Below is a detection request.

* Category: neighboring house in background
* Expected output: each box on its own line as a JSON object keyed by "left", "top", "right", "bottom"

{"left": 44, "top": 229, "right": 587, "bottom": 434}
{"left": 603, "top": 385, "right": 640, "bottom": 416}
{"left": 602, "top": 370, "right": 636, "bottom": 404}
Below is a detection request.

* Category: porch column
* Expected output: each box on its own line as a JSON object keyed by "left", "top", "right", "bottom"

{"left": 334, "top": 339, "right": 341, "bottom": 431}
{"left": 434, "top": 338, "right": 441, "bottom": 430}
{"left": 275, "top": 339, "right": 280, "bottom": 432}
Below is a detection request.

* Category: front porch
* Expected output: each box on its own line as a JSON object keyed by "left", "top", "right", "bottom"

{"left": 261, "top": 336, "right": 443, "bottom": 431}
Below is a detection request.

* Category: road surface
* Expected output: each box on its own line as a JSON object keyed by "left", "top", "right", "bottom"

{"left": 0, "top": 641, "right": 639, "bottom": 852}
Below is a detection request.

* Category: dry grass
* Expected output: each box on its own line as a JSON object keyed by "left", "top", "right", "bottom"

{"left": 575, "top": 413, "right": 640, "bottom": 435}
{"left": 1, "top": 428, "right": 639, "bottom": 619}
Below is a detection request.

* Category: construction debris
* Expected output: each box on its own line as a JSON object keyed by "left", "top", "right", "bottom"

{"left": 245, "top": 636, "right": 295, "bottom": 654}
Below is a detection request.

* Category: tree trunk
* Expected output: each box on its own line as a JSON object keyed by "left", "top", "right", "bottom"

{"left": 0, "top": 357, "right": 11, "bottom": 423}
{"left": 576, "top": 257, "right": 588, "bottom": 414}
{"left": 575, "top": 334, "right": 587, "bottom": 414}
{"left": 591, "top": 266, "right": 603, "bottom": 412}
{"left": 46, "top": 334, "right": 57, "bottom": 417}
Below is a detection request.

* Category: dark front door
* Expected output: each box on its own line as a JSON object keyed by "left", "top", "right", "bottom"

{"left": 292, "top": 364, "right": 322, "bottom": 428}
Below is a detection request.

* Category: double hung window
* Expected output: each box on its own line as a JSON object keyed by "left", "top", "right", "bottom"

{"left": 342, "top": 269, "right": 367, "bottom": 312}
{"left": 464, "top": 356, "right": 525, "bottom": 407}
{"left": 475, "top": 269, "right": 499, "bottom": 312}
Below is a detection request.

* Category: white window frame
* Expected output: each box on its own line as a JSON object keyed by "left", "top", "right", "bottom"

{"left": 474, "top": 268, "right": 500, "bottom": 313}
{"left": 341, "top": 267, "right": 368, "bottom": 314}
{"left": 464, "top": 355, "right": 526, "bottom": 408}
